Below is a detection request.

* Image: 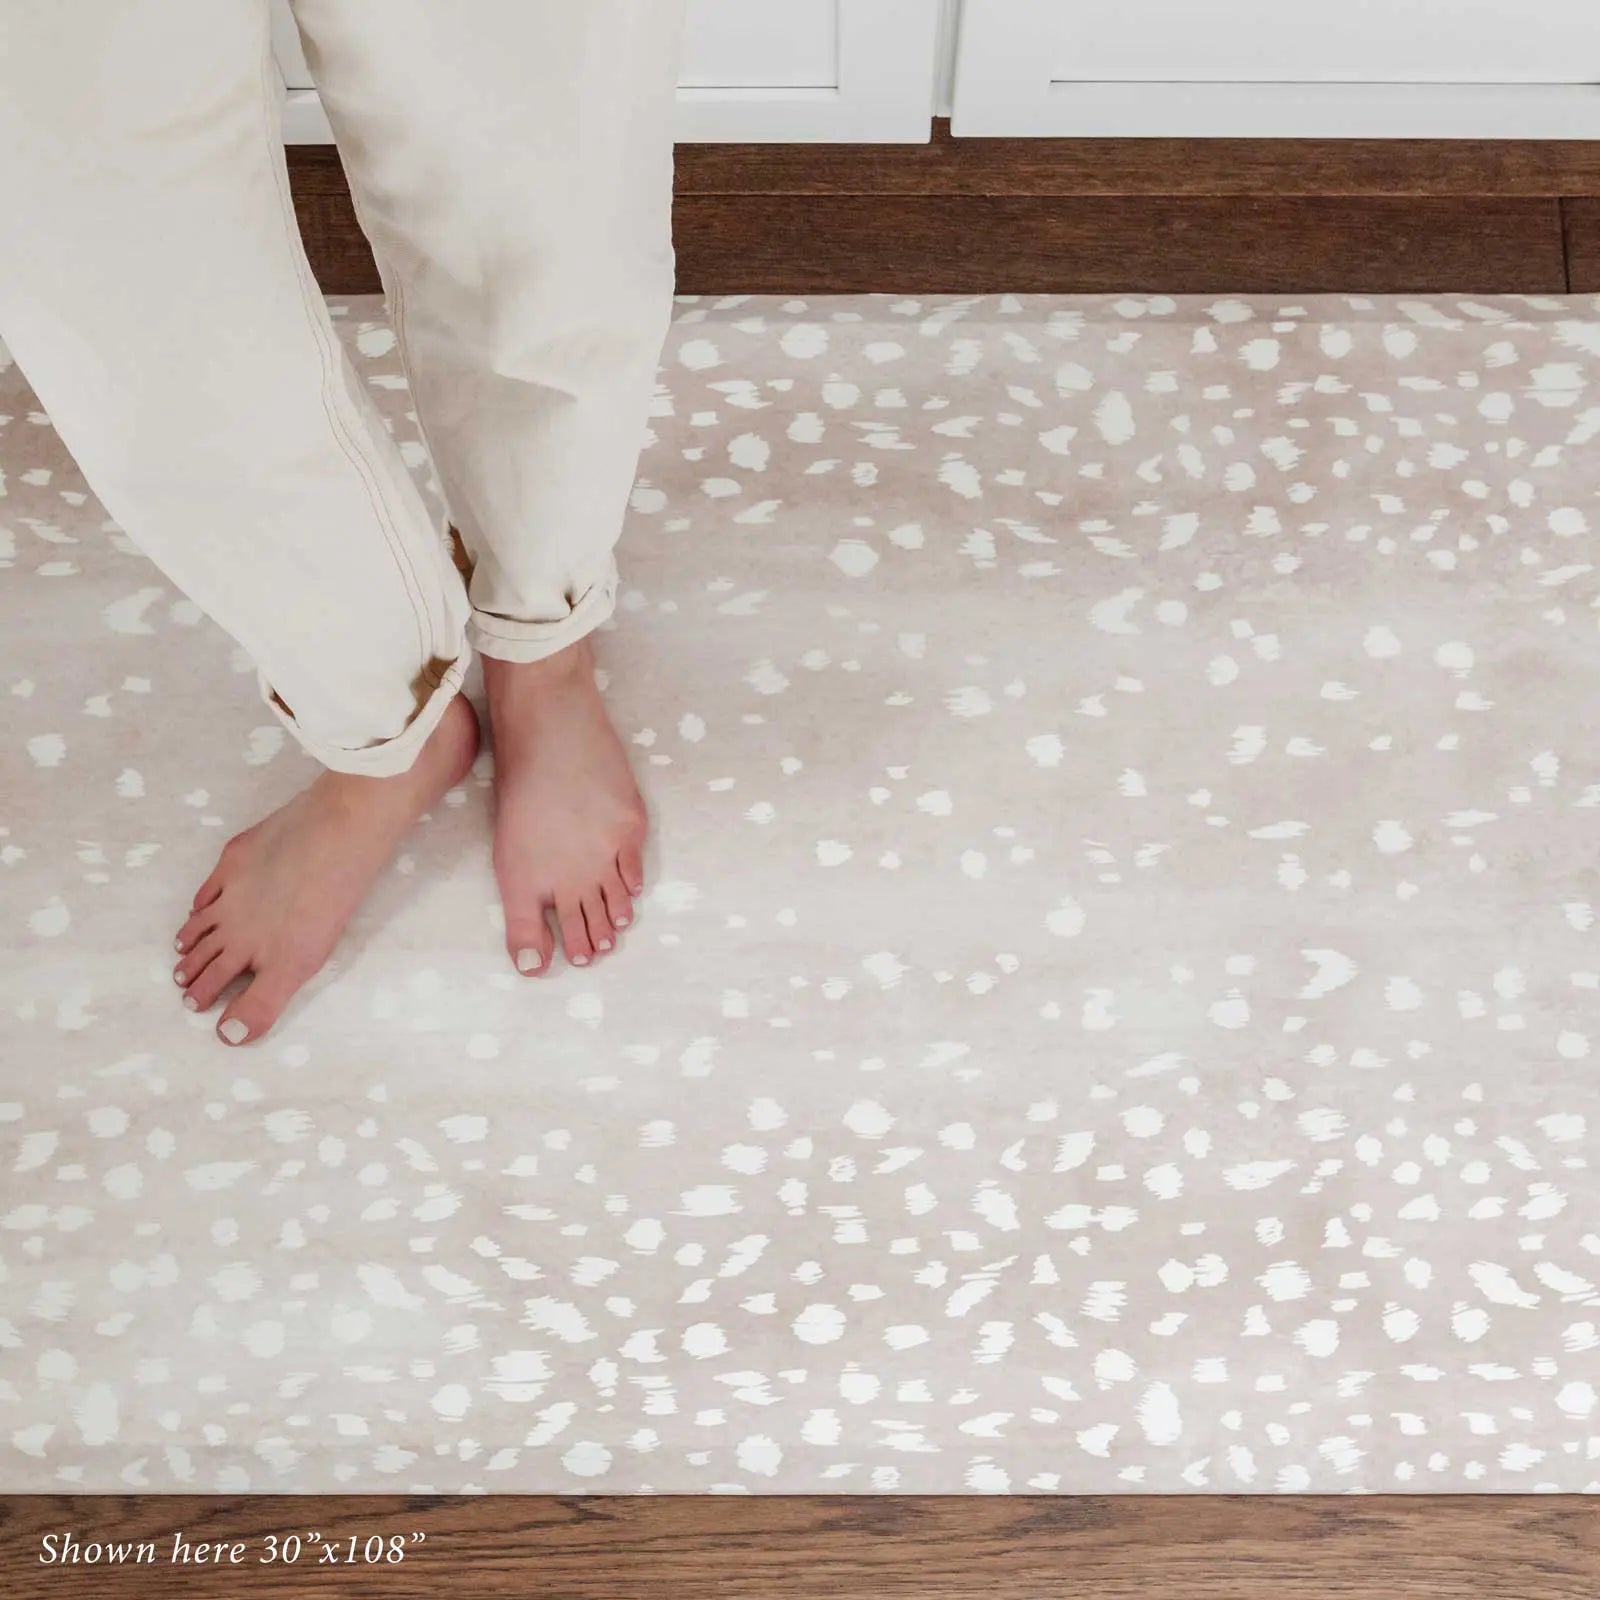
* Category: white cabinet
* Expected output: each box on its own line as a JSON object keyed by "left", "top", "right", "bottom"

{"left": 271, "top": 0, "right": 944, "bottom": 143}
{"left": 272, "top": 0, "right": 1600, "bottom": 144}
{"left": 951, "top": 0, "right": 1600, "bottom": 137}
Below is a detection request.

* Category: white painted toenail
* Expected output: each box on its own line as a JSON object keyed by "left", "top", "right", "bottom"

{"left": 615, "top": 916, "right": 630, "bottom": 927}
{"left": 184, "top": 995, "right": 199, "bottom": 1012}
{"left": 573, "top": 954, "right": 589, "bottom": 966}
{"left": 516, "top": 947, "right": 543, "bottom": 973}
{"left": 173, "top": 966, "right": 187, "bottom": 985}
{"left": 174, "top": 937, "right": 185, "bottom": 952}
{"left": 219, "top": 1018, "right": 249, "bottom": 1045}
{"left": 598, "top": 939, "right": 612, "bottom": 951}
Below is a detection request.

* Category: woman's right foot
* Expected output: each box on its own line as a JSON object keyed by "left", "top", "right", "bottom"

{"left": 171, "top": 694, "right": 480, "bottom": 1045}
{"left": 484, "top": 637, "right": 648, "bottom": 976}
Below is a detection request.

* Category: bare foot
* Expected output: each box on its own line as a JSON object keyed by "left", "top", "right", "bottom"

{"left": 484, "top": 636, "right": 647, "bottom": 975}
{"left": 171, "top": 695, "right": 480, "bottom": 1044}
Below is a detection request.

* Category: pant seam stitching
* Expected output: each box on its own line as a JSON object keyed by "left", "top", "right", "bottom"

{"left": 255, "top": 34, "right": 437, "bottom": 669}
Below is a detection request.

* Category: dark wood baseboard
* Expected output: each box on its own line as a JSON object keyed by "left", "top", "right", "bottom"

{"left": 671, "top": 194, "right": 1562, "bottom": 294}
{"left": 6, "top": 1494, "right": 1598, "bottom": 1599}
{"left": 1564, "top": 197, "right": 1600, "bottom": 290}
{"left": 288, "top": 121, "right": 1600, "bottom": 295}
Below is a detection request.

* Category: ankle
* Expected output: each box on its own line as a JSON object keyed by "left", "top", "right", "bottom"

{"left": 483, "top": 638, "right": 594, "bottom": 698}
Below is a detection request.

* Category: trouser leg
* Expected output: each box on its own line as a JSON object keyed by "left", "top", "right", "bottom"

{"left": 287, "top": 0, "right": 686, "bottom": 663}
{"left": 0, "top": 0, "right": 470, "bottom": 775}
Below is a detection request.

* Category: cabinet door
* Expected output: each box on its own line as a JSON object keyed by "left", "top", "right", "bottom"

{"left": 951, "top": 0, "right": 1600, "bottom": 136}
{"left": 270, "top": 0, "right": 941, "bottom": 143}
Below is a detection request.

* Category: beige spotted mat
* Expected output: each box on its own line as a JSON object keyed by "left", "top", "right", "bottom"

{"left": 3, "top": 294, "right": 1599, "bottom": 1494}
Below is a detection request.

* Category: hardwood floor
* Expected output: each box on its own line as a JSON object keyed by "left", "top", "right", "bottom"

{"left": 288, "top": 123, "right": 1600, "bottom": 295}
{"left": 6, "top": 1494, "right": 1599, "bottom": 1599}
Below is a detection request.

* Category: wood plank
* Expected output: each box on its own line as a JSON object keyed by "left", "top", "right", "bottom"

{"left": 5, "top": 1495, "right": 1598, "bottom": 1600}
{"left": 671, "top": 194, "right": 1564, "bottom": 294}
{"left": 1563, "top": 197, "right": 1600, "bottom": 290}
{"left": 673, "top": 121, "right": 1600, "bottom": 198}
{"left": 286, "top": 146, "right": 378, "bottom": 296}
{"left": 284, "top": 143, "right": 1573, "bottom": 298}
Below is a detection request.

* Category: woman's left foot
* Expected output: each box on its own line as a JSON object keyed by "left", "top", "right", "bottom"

{"left": 483, "top": 637, "right": 648, "bottom": 974}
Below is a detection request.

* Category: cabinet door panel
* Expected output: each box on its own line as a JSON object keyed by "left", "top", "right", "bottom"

{"left": 952, "top": 0, "right": 1600, "bottom": 136}
{"left": 680, "top": 0, "right": 838, "bottom": 88}
{"left": 1018, "top": 0, "right": 1596, "bottom": 84}
{"left": 270, "top": 0, "right": 940, "bottom": 144}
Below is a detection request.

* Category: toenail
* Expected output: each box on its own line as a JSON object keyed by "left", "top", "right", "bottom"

{"left": 173, "top": 965, "right": 188, "bottom": 985}
{"left": 183, "top": 995, "right": 199, "bottom": 1012}
{"left": 572, "top": 954, "right": 589, "bottom": 966}
{"left": 174, "top": 937, "right": 185, "bottom": 953}
{"left": 516, "top": 947, "right": 543, "bottom": 973}
{"left": 615, "top": 915, "right": 630, "bottom": 928}
{"left": 219, "top": 1018, "right": 249, "bottom": 1045}
{"left": 597, "top": 939, "right": 612, "bottom": 952}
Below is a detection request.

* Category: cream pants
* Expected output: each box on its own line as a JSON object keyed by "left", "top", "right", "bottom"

{"left": 0, "top": 0, "right": 685, "bottom": 774}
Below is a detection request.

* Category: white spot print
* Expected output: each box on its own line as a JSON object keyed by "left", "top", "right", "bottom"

{"left": 1208, "top": 992, "right": 1250, "bottom": 1029}
{"left": 1137, "top": 1382, "right": 1182, "bottom": 1445}
{"left": 945, "top": 686, "right": 992, "bottom": 718}
{"left": 844, "top": 1101, "right": 894, "bottom": 1138}
{"left": 678, "top": 339, "right": 721, "bottom": 371}
{"left": 74, "top": 1383, "right": 120, "bottom": 1446}
{"left": 1240, "top": 339, "right": 1280, "bottom": 371}
{"left": 1296, "top": 1320, "right": 1341, "bottom": 1358}
{"left": 746, "top": 659, "right": 789, "bottom": 695}
{"left": 1094, "top": 391, "right": 1136, "bottom": 444}
{"left": 357, "top": 325, "right": 396, "bottom": 357}
{"left": 1026, "top": 734, "right": 1065, "bottom": 768}
{"left": 1300, "top": 949, "right": 1358, "bottom": 999}
{"left": 682, "top": 1323, "right": 728, "bottom": 1359}
{"left": 780, "top": 324, "right": 829, "bottom": 359}
{"left": 431, "top": 1384, "right": 470, "bottom": 1420}
{"left": 737, "top": 1435, "right": 783, "bottom": 1476}
{"left": 562, "top": 1440, "right": 612, "bottom": 1477}
{"left": 1373, "top": 820, "right": 1413, "bottom": 854}
{"left": 1046, "top": 899, "right": 1086, "bottom": 938}
{"left": 102, "top": 587, "right": 165, "bottom": 635}
{"left": 829, "top": 539, "right": 878, "bottom": 577}
{"left": 793, "top": 1304, "right": 846, "bottom": 1344}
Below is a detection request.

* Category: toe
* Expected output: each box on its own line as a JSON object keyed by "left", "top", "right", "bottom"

{"left": 183, "top": 947, "right": 248, "bottom": 1014}
{"left": 583, "top": 892, "right": 615, "bottom": 956}
{"left": 617, "top": 841, "right": 645, "bottom": 896}
{"left": 174, "top": 930, "right": 225, "bottom": 991}
{"left": 174, "top": 906, "right": 219, "bottom": 956}
{"left": 217, "top": 962, "right": 307, "bottom": 1046}
{"left": 505, "top": 905, "right": 557, "bottom": 977}
{"left": 556, "top": 896, "right": 594, "bottom": 967}
{"left": 601, "top": 868, "right": 634, "bottom": 931}
{"left": 191, "top": 861, "right": 229, "bottom": 912}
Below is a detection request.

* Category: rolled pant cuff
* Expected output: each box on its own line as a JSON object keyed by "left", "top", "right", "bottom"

{"left": 467, "top": 564, "right": 619, "bottom": 664}
{"left": 258, "top": 644, "right": 472, "bottom": 778}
